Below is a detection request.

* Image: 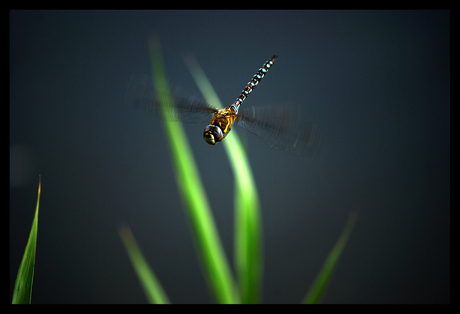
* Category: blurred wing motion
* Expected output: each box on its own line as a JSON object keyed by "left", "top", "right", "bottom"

{"left": 237, "top": 105, "right": 322, "bottom": 156}
{"left": 124, "top": 74, "right": 217, "bottom": 123}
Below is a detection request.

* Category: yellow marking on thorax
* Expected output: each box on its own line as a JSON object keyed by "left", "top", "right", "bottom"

{"left": 210, "top": 107, "right": 237, "bottom": 137}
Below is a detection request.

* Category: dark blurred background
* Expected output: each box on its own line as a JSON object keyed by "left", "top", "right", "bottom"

{"left": 10, "top": 10, "right": 450, "bottom": 303}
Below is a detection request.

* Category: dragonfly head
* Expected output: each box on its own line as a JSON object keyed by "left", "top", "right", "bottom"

{"left": 203, "top": 125, "right": 224, "bottom": 145}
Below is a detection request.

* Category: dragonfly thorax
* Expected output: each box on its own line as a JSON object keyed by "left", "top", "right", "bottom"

{"left": 203, "top": 106, "right": 238, "bottom": 145}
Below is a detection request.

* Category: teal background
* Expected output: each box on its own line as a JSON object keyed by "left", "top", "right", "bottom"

{"left": 10, "top": 10, "right": 449, "bottom": 303}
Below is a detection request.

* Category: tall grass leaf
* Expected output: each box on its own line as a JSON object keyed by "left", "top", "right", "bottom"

{"left": 12, "top": 175, "right": 41, "bottom": 304}
{"left": 118, "top": 225, "right": 170, "bottom": 304}
{"left": 184, "top": 55, "right": 263, "bottom": 304}
{"left": 302, "top": 211, "right": 358, "bottom": 304}
{"left": 147, "top": 37, "right": 237, "bottom": 304}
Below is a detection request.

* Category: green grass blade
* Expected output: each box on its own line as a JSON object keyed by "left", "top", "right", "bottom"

{"left": 184, "top": 55, "right": 263, "bottom": 304}
{"left": 118, "top": 225, "right": 170, "bottom": 304}
{"left": 147, "top": 37, "right": 238, "bottom": 304}
{"left": 12, "top": 175, "right": 41, "bottom": 304}
{"left": 302, "top": 211, "right": 358, "bottom": 304}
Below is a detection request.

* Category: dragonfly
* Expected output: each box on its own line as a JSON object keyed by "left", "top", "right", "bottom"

{"left": 125, "top": 55, "right": 321, "bottom": 156}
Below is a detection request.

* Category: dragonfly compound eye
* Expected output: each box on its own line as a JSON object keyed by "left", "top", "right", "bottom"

{"left": 203, "top": 125, "right": 223, "bottom": 145}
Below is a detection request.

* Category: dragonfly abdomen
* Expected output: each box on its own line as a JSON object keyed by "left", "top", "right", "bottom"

{"left": 231, "top": 55, "right": 278, "bottom": 113}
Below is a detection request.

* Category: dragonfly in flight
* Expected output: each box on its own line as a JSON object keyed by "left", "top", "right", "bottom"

{"left": 125, "top": 55, "right": 321, "bottom": 156}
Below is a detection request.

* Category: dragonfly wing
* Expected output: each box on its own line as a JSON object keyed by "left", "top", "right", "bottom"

{"left": 125, "top": 74, "right": 217, "bottom": 123}
{"left": 237, "top": 105, "right": 322, "bottom": 157}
